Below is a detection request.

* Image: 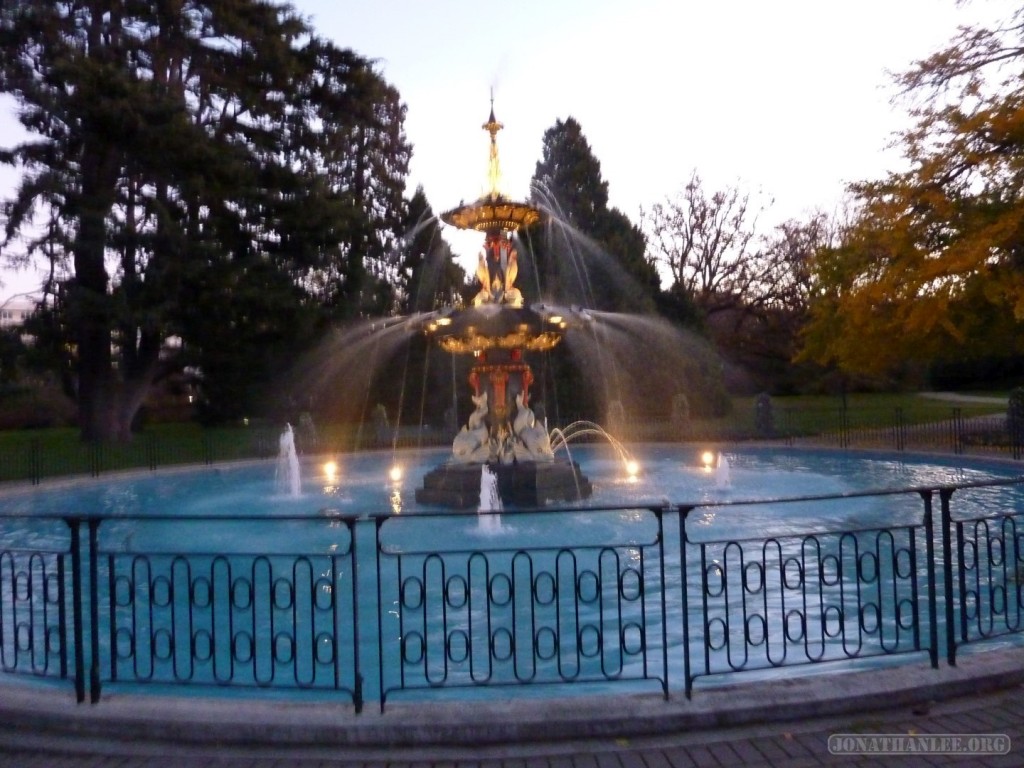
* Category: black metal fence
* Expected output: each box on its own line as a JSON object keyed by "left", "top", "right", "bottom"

{"left": 594, "top": 404, "right": 1018, "bottom": 459}
{"left": 776, "top": 407, "right": 1018, "bottom": 458}
{"left": 2, "top": 477, "right": 1022, "bottom": 710}
{"left": 0, "top": 425, "right": 452, "bottom": 486}
{"left": 680, "top": 507, "right": 928, "bottom": 694}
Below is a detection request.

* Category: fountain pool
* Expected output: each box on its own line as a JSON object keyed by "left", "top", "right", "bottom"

{"left": 1, "top": 444, "right": 1022, "bottom": 706}
{"left": 2, "top": 444, "right": 1018, "bottom": 528}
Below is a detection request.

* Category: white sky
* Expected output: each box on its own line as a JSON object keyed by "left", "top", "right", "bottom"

{"left": 0, "top": 0, "right": 1017, "bottom": 297}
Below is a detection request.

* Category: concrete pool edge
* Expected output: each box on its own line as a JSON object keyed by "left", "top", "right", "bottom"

{"left": 1, "top": 645, "right": 1022, "bottom": 749}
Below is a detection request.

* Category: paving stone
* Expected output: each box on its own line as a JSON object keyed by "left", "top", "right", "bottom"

{"left": 679, "top": 745, "right": 718, "bottom": 768}
{"left": 567, "top": 755, "right": 599, "bottom": 768}
{"left": 636, "top": 749, "right": 673, "bottom": 768}
{"left": 722, "top": 740, "right": 768, "bottom": 764}
{"left": 656, "top": 746, "right": 700, "bottom": 768}
{"left": 702, "top": 741, "right": 743, "bottom": 765}
{"left": 613, "top": 751, "right": 647, "bottom": 768}
{"left": 593, "top": 753, "right": 622, "bottom": 768}
{"left": 748, "top": 736, "right": 792, "bottom": 762}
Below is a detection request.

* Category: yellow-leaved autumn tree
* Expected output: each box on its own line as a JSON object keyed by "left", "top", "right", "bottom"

{"left": 800, "top": 6, "right": 1024, "bottom": 377}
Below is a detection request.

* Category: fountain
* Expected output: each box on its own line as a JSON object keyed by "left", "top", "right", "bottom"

{"left": 276, "top": 423, "right": 301, "bottom": 498}
{"left": 415, "top": 103, "right": 592, "bottom": 508}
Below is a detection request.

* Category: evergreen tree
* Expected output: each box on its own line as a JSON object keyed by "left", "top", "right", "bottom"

{"left": 0, "top": 4, "right": 413, "bottom": 436}
{"left": 398, "top": 186, "right": 466, "bottom": 313}
{"left": 299, "top": 40, "right": 411, "bottom": 321}
{"left": 527, "top": 117, "right": 658, "bottom": 313}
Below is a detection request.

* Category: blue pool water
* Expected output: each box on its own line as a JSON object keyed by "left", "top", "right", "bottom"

{"left": 2, "top": 444, "right": 1017, "bottom": 522}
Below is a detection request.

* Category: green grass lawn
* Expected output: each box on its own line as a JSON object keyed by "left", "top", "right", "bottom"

{"left": 0, "top": 392, "right": 1010, "bottom": 483}
{"left": 695, "top": 392, "right": 1007, "bottom": 439}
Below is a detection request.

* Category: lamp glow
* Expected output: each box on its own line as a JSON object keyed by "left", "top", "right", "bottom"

{"left": 389, "top": 465, "right": 403, "bottom": 483}
{"left": 625, "top": 460, "right": 640, "bottom": 478}
{"left": 323, "top": 461, "right": 338, "bottom": 482}
{"left": 701, "top": 451, "right": 715, "bottom": 468}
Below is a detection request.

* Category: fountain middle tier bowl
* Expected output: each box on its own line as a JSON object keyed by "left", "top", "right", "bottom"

{"left": 423, "top": 304, "right": 580, "bottom": 354}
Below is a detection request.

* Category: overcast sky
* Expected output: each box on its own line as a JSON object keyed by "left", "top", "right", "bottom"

{"left": 0, "top": 0, "right": 1017, "bottom": 298}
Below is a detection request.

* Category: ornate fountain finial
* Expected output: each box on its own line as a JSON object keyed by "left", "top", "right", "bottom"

{"left": 440, "top": 98, "right": 540, "bottom": 232}
{"left": 483, "top": 92, "right": 504, "bottom": 198}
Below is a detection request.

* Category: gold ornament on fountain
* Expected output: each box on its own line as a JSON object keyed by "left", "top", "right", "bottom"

{"left": 441, "top": 99, "right": 541, "bottom": 234}
{"left": 430, "top": 100, "right": 564, "bottom": 355}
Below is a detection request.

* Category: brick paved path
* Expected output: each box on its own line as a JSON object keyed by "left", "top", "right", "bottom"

{"left": 2, "top": 685, "right": 1021, "bottom": 768}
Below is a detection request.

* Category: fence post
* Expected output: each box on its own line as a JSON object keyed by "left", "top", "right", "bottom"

{"left": 349, "top": 517, "right": 363, "bottom": 714}
{"left": 373, "top": 516, "right": 386, "bottom": 712}
{"left": 1009, "top": 388, "right": 1024, "bottom": 460}
{"left": 30, "top": 438, "right": 41, "bottom": 485}
{"left": 89, "top": 442, "right": 102, "bottom": 477}
{"left": 939, "top": 488, "right": 957, "bottom": 666}
{"left": 66, "top": 518, "right": 86, "bottom": 703}
{"left": 839, "top": 406, "right": 849, "bottom": 449}
{"left": 88, "top": 518, "right": 101, "bottom": 703}
{"left": 678, "top": 505, "right": 695, "bottom": 699}
{"left": 950, "top": 407, "right": 963, "bottom": 455}
{"left": 893, "top": 407, "right": 906, "bottom": 451}
{"left": 920, "top": 490, "right": 939, "bottom": 669}
{"left": 655, "top": 507, "right": 669, "bottom": 700}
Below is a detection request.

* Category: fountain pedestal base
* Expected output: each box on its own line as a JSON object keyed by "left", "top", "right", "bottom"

{"left": 415, "top": 461, "right": 592, "bottom": 508}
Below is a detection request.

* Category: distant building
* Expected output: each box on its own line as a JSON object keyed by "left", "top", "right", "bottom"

{"left": 0, "top": 297, "right": 37, "bottom": 329}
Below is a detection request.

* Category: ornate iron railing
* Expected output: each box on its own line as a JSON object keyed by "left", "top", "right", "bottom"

{"left": 949, "top": 503, "right": 1024, "bottom": 658}
{"left": 0, "top": 517, "right": 73, "bottom": 687}
{"left": 374, "top": 508, "right": 669, "bottom": 706}
{"left": 1, "top": 477, "right": 1023, "bottom": 710}
{"left": 679, "top": 506, "right": 929, "bottom": 695}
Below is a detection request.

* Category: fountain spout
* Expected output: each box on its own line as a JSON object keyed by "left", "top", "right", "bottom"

{"left": 277, "top": 424, "right": 301, "bottom": 498}
{"left": 715, "top": 453, "right": 731, "bottom": 490}
{"left": 477, "top": 464, "right": 503, "bottom": 534}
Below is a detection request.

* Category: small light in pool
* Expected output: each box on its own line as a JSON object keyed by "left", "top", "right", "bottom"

{"left": 625, "top": 460, "right": 640, "bottom": 478}
{"left": 701, "top": 451, "right": 715, "bottom": 468}
{"left": 389, "top": 465, "right": 403, "bottom": 483}
{"left": 323, "top": 461, "right": 338, "bottom": 482}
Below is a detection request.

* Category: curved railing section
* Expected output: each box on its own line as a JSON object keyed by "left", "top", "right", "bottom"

{"left": 0, "top": 478, "right": 1023, "bottom": 710}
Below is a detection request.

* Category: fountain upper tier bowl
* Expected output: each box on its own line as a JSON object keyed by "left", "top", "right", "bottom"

{"left": 440, "top": 192, "right": 540, "bottom": 232}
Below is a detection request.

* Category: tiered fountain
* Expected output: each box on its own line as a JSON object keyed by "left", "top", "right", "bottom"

{"left": 415, "top": 104, "right": 592, "bottom": 507}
